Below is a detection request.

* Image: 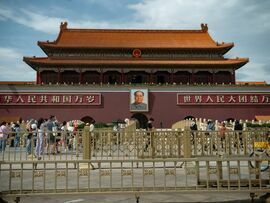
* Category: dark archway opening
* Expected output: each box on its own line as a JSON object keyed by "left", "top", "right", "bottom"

{"left": 81, "top": 116, "right": 94, "bottom": 124}
{"left": 226, "top": 118, "right": 235, "bottom": 122}
{"left": 83, "top": 71, "right": 100, "bottom": 84}
{"left": 157, "top": 75, "right": 165, "bottom": 84}
{"left": 109, "top": 75, "right": 116, "bottom": 84}
{"left": 131, "top": 113, "right": 148, "bottom": 129}
{"left": 154, "top": 71, "right": 170, "bottom": 84}
{"left": 132, "top": 75, "right": 142, "bottom": 83}
{"left": 62, "top": 71, "right": 80, "bottom": 84}
{"left": 41, "top": 70, "right": 58, "bottom": 84}
{"left": 215, "top": 71, "right": 232, "bottom": 84}
{"left": 153, "top": 71, "right": 170, "bottom": 84}
{"left": 195, "top": 71, "right": 212, "bottom": 84}
{"left": 125, "top": 71, "right": 149, "bottom": 84}
{"left": 184, "top": 115, "right": 195, "bottom": 120}
{"left": 174, "top": 71, "right": 190, "bottom": 84}
{"left": 103, "top": 71, "right": 121, "bottom": 84}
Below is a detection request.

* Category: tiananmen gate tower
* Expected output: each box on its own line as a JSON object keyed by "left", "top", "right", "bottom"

{"left": 0, "top": 22, "right": 269, "bottom": 127}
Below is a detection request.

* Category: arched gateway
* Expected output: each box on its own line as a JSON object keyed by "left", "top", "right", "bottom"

{"left": 131, "top": 113, "right": 148, "bottom": 129}
{"left": 81, "top": 116, "right": 95, "bottom": 124}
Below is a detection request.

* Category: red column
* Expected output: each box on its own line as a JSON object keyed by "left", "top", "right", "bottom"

{"left": 150, "top": 71, "right": 153, "bottom": 84}
{"left": 79, "top": 70, "right": 83, "bottom": 84}
{"left": 170, "top": 71, "right": 174, "bottom": 84}
{"left": 231, "top": 69, "right": 236, "bottom": 84}
{"left": 58, "top": 69, "right": 61, "bottom": 83}
{"left": 36, "top": 71, "right": 38, "bottom": 84}
{"left": 100, "top": 70, "right": 103, "bottom": 83}
{"left": 121, "top": 69, "right": 124, "bottom": 84}
{"left": 191, "top": 70, "right": 195, "bottom": 84}
{"left": 212, "top": 71, "right": 215, "bottom": 84}
{"left": 36, "top": 70, "right": 41, "bottom": 84}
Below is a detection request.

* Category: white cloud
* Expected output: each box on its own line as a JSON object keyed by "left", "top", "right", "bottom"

{"left": 128, "top": 0, "right": 221, "bottom": 29}
{"left": 0, "top": 47, "right": 23, "bottom": 59}
{"left": 127, "top": 0, "right": 270, "bottom": 83}
{"left": 1, "top": 1, "right": 269, "bottom": 34}
{"left": 0, "top": 1, "right": 269, "bottom": 83}
{"left": 0, "top": 47, "right": 35, "bottom": 81}
{"left": 0, "top": 65, "right": 35, "bottom": 81}
{"left": 236, "top": 62, "right": 269, "bottom": 82}
{"left": 0, "top": 7, "right": 12, "bottom": 19}
{"left": 18, "top": 9, "right": 110, "bottom": 34}
{"left": 128, "top": 0, "right": 270, "bottom": 34}
{"left": 0, "top": 7, "right": 110, "bottom": 34}
{"left": 0, "top": 7, "right": 67, "bottom": 34}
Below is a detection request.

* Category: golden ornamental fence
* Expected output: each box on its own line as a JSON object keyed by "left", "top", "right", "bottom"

{"left": 0, "top": 128, "right": 268, "bottom": 161}
{"left": 0, "top": 158, "right": 269, "bottom": 195}
{"left": 0, "top": 128, "right": 269, "bottom": 198}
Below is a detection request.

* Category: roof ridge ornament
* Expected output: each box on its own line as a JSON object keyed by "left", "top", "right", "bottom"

{"left": 60, "top": 22, "right": 68, "bottom": 30}
{"left": 201, "top": 23, "right": 208, "bottom": 31}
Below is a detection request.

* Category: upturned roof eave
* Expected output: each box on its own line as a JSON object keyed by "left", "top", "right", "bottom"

{"left": 23, "top": 57, "right": 39, "bottom": 71}
{"left": 37, "top": 43, "right": 234, "bottom": 50}
{"left": 23, "top": 57, "right": 249, "bottom": 69}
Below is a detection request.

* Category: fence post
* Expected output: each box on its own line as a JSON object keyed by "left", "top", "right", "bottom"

{"left": 151, "top": 130, "right": 155, "bottom": 158}
{"left": 82, "top": 124, "right": 95, "bottom": 170}
{"left": 83, "top": 125, "right": 91, "bottom": 160}
{"left": 183, "top": 127, "right": 191, "bottom": 158}
{"left": 217, "top": 160, "right": 223, "bottom": 186}
{"left": 243, "top": 130, "right": 247, "bottom": 156}
{"left": 177, "top": 130, "right": 181, "bottom": 157}
{"left": 228, "top": 131, "right": 232, "bottom": 155}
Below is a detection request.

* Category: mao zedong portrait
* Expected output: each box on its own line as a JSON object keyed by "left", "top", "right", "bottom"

{"left": 130, "top": 90, "right": 147, "bottom": 111}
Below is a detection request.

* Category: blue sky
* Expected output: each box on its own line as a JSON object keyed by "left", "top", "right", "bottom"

{"left": 0, "top": 0, "right": 269, "bottom": 82}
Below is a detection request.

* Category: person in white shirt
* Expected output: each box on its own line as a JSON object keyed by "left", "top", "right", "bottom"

{"left": 0, "top": 121, "right": 9, "bottom": 152}
{"left": 60, "top": 121, "right": 68, "bottom": 151}
{"left": 89, "top": 120, "right": 95, "bottom": 132}
{"left": 35, "top": 118, "right": 45, "bottom": 160}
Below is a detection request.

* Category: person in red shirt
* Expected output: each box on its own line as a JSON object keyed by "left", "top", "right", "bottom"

{"left": 219, "top": 122, "right": 227, "bottom": 148}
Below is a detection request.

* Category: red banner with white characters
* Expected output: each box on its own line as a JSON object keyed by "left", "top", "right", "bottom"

{"left": 177, "top": 93, "right": 270, "bottom": 105}
{"left": 0, "top": 93, "right": 101, "bottom": 105}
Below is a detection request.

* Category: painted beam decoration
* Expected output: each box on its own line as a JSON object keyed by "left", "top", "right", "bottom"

{"left": 177, "top": 93, "right": 270, "bottom": 105}
{"left": 0, "top": 93, "right": 101, "bottom": 105}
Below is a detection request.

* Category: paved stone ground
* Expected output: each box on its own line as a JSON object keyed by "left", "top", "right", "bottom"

{"left": 2, "top": 192, "right": 269, "bottom": 203}
{"left": 1, "top": 148, "right": 270, "bottom": 203}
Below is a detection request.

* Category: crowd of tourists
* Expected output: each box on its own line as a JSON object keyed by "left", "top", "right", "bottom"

{"left": 188, "top": 119, "right": 245, "bottom": 149}
{"left": 189, "top": 119, "right": 243, "bottom": 135}
{"left": 0, "top": 116, "right": 94, "bottom": 159}
{"left": 0, "top": 116, "right": 268, "bottom": 158}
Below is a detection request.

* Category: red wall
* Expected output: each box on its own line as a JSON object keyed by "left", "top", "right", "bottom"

{"left": 1, "top": 92, "right": 270, "bottom": 127}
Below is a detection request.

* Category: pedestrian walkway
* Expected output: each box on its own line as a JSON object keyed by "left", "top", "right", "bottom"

{"left": 2, "top": 192, "right": 268, "bottom": 203}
